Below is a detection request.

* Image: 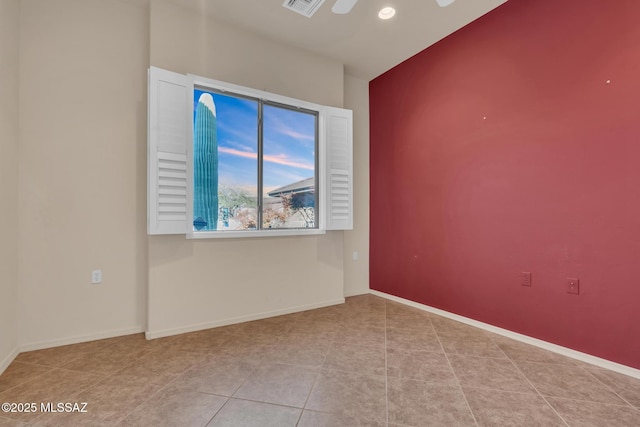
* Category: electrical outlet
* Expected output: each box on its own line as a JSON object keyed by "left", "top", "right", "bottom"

{"left": 521, "top": 272, "right": 532, "bottom": 287}
{"left": 92, "top": 269, "right": 103, "bottom": 284}
{"left": 567, "top": 277, "right": 579, "bottom": 295}
{"left": 352, "top": 251, "right": 359, "bottom": 261}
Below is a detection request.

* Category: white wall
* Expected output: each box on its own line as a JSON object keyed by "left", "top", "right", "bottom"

{"left": 0, "top": 0, "right": 20, "bottom": 370}
{"left": 149, "top": 1, "right": 343, "bottom": 107}
{"left": 343, "top": 74, "right": 370, "bottom": 297}
{"left": 17, "top": 0, "right": 149, "bottom": 348}
{"left": 147, "top": 0, "right": 346, "bottom": 336}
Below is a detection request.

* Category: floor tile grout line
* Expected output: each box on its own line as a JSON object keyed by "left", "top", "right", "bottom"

{"left": 108, "top": 376, "right": 173, "bottom": 425}
{"left": 276, "top": 312, "right": 329, "bottom": 425}
{"left": 6, "top": 368, "right": 109, "bottom": 412}
{"left": 434, "top": 329, "right": 480, "bottom": 427}
{"left": 294, "top": 312, "right": 331, "bottom": 426}
{"left": 532, "top": 392, "right": 640, "bottom": 407}
{"left": 581, "top": 365, "right": 640, "bottom": 411}
{"left": 138, "top": 336, "right": 257, "bottom": 425}
{"left": 491, "top": 332, "right": 569, "bottom": 426}
{"left": 514, "top": 358, "right": 637, "bottom": 407}
{"left": 458, "top": 384, "right": 541, "bottom": 396}
{"left": 3, "top": 360, "right": 65, "bottom": 370}
{"left": 221, "top": 395, "right": 308, "bottom": 411}
{"left": 229, "top": 352, "right": 276, "bottom": 400}
{"left": 203, "top": 395, "right": 233, "bottom": 426}
{"left": 115, "top": 337, "right": 233, "bottom": 425}
{"left": 504, "top": 355, "right": 571, "bottom": 426}
{"left": 0, "top": 367, "right": 58, "bottom": 396}
{"left": 384, "top": 300, "right": 389, "bottom": 427}
{"left": 297, "top": 362, "right": 324, "bottom": 425}
{"left": 193, "top": 324, "right": 294, "bottom": 425}
{"left": 315, "top": 365, "right": 385, "bottom": 377}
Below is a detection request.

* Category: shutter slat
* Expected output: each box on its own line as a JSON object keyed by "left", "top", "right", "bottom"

{"left": 159, "top": 171, "right": 187, "bottom": 180}
{"left": 158, "top": 188, "right": 187, "bottom": 196}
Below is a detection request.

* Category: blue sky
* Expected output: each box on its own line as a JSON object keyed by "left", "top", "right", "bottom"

{"left": 194, "top": 89, "right": 316, "bottom": 195}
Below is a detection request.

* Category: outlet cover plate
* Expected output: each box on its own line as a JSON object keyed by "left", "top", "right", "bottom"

{"left": 567, "top": 277, "right": 579, "bottom": 295}
{"left": 92, "top": 269, "right": 103, "bottom": 284}
{"left": 522, "top": 272, "right": 532, "bottom": 287}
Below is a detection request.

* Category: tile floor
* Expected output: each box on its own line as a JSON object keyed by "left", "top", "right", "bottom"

{"left": 1, "top": 294, "right": 639, "bottom": 426}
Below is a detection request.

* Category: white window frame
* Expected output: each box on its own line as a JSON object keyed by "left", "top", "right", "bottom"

{"left": 148, "top": 66, "right": 352, "bottom": 238}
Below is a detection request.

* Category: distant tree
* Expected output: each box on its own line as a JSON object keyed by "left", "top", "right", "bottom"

{"left": 281, "top": 192, "right": 315, "bottom": 227}
{"left": 236, "top": 209, "right": 257, "bottom": 230}
{"left": 218, "top": 185, "right": 254, "bottom": 216}
{"left": 263, "top": 206, "right": 287, "bottom": 228}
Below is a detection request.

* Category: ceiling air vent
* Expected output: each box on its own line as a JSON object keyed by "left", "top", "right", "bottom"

{"left": 282, "top": 0, "right": 327, "bottom": 18}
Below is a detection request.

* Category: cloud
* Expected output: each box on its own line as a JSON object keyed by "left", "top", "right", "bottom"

{"left": 276, "top": 127, "right": 315, "bottom": 141}
{"left": 219, "top": 147, "right": 314, "bottom": 171}
{"left": 226, "top": 140, "right": 255, "bottom": 153}
{"left": 217, "top": 123, "right": 258, "bottom": 146}
{"left": 264, "top": 153, "right": 314, "bottom": 170}
{"left": 219, "top": 147, "right": 257, "bottom": 161}
{"left": 264, "top": 108, "right": 315, "bottom": 143}
{"left": 264, "top": 168, "right": 307, "bottom": 185}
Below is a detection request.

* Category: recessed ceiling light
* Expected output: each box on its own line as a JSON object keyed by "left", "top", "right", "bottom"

{"left": 378, "top": 6, "right": 396, "bottom": 20}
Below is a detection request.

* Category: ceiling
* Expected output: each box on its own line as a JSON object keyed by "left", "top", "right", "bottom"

{"left": 164, "top": 0, "right": 509, "bottom": 80}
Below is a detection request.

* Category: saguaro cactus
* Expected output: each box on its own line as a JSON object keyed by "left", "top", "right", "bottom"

{"left": 193, "top": 93, "right": 218, "bottom": 230}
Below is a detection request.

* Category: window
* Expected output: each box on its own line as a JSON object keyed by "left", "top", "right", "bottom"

{"left": 192, "top": 88, "right": 319, "bottom": 232}
{"left": 148, "top": 67, "right": 352, "bottom": 238}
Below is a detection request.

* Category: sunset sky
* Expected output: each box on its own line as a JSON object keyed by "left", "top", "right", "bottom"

{"left": 194, "top": 88, "right": 316, "bottom": 196}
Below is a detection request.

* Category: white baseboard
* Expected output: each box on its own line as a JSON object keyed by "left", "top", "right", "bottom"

{"left": 344, "top": 289, "right": 370, "bottom": 298}
{"left": 370, "top": 289, "right": 640, "bottom": 380}
{"left": 146, "top": 298, "right": 346, "bottom": 340}
{"left": 0, "top": 347, "right": 20, "bottom": 376}
{"left": 19, "top": 326, "right": 145, "bottom": 353}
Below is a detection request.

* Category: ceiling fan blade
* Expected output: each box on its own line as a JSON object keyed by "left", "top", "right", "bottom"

{"left": 332, "top": 0, "right": 358, "bottom": 14}
{"left": 436, "top": 0, "right": 456, "bottom": 7}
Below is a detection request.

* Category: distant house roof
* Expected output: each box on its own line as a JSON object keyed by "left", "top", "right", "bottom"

{"left": 268, "top": 177, "right": 315, "bottom": 197}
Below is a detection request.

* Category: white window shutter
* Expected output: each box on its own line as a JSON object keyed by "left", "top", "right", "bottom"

{"left": 324, "top": 106, "right": 353, "bottom": 230}
{"left": 148, "top": 67, "right": 191, "bottom": 235}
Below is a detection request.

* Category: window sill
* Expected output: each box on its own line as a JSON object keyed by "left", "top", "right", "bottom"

{"left": 186, "top": 229, "right": 326, "bottom": 239}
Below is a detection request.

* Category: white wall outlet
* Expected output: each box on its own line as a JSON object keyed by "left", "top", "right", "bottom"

{"left": 352, "top": 251, "right": 359, "bottom": 261}
{"left": 91, "top": 269, "right": 103, "bottom": 284}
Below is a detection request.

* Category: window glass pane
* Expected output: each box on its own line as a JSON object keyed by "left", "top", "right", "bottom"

{"left": 193, "top": 89, "right": 258, "bottom": 231}
{"left": 262, "top": 103, "right": 317, "bottom": 229}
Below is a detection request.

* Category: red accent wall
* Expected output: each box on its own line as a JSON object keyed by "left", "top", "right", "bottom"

{"left": 370, "top": 0, "right": 640, "bottom": 368}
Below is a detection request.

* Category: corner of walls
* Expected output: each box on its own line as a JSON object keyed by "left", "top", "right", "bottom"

{"left": 0, "top": 348, "right": 20, "bottom": 378}
{"left": 0, "top": 0, "right": 21, "bottom": 374}
{"left": 343, "top": 74, "right": 370, "bottom": 297}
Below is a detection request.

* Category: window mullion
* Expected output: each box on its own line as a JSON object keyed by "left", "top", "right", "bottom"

{"left": 257, "top": 100, "right": 264, "bottom": 230}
